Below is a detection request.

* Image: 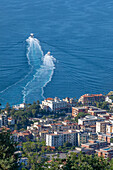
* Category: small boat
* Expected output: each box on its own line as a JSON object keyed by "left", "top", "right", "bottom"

{"left": 47, "top": 51, "right": 51, "bottom": 55}
{"left": 30, "top": 33, "right": 34, "bottom": 38}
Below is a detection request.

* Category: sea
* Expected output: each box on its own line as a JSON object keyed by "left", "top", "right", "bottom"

{"left": 0, "top": 0, "right": 113, "bottom": 107}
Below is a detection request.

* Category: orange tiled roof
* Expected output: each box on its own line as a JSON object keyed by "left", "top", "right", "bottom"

{"left": 55, "top": 123, "right": 62, "bottom": 125}
{"left": 36, "top": 125, "right": 41, "bottom": 127}
{"left": 50, "top": 146, "right": 55, "bottom": 149}
{"left": 46, "top": 98, "right": 54, "bottom": 100}
{"left": 0, "top": 127, "right": 10, "bottom": 131}
{"left": 22, "top": 132, "right": 30, "bottom": 136}
{"left": 90, "top": 125, "right": 96, "bottom": 128}
{"left": 47, "top": 160, "right": 52, "bottom": 163}
{"left": 41, "top": 130, "right": 49, "bottom": 133}
{"left": 64, "top": 120, "right": 70, "bottom": 122}
{"left": 82, "top": 94, "right": 103, "bottom": 98}
{"left": 12, "top": 130, "right": 18, "bottom": 134}
{"left": 8, "top": 118, "right": 13, "bottom": 120}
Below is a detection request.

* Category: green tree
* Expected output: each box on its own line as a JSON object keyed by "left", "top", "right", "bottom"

{"left": 32, "top": 109, "right": 37, "bottom": 117}
{"left": 0, "top": 130, "right": 19, "bottom": 170}
{"left": 37, "top": 100, "right": 40, "bottom": 105}
{"left": 5, "top": 102, "right": 11, "bottom": 113}
{"left": 48, "top": 152, "right": 110, "bottom": 170}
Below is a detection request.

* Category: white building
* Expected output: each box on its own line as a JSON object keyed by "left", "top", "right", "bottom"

{"left": 106, "top": 124, "right": 113, "bottom": 134}
{"left": 13, "top": 103, "right": 26, "bottom": 110}
{"left": 46, "top": 130, "right": 77, "bottom": 147}
{"left": 0, "top": 114, "right": 8, "bottom": 127}
{"left": 78, "top": 115, "right": 105, "bottom": 126}
{"left": 105, "top": 96, "right": 113, "bottom": 104}
{"left": 41, "top": 97, "right": 67, "bottom": 112}
{"left": 46, "top": 132, "right": 63, "bottom": 147}
{"left": 96, "top": 121, "right": 109, "bottom": 134}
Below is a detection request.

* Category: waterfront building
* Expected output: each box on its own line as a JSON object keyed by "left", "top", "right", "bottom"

{"left": 78, "top": 94, "right": 105, "bottom": 105}
{"left": 63, "top": 97, "right": 76, "bottom": 107}
{"left": 41, "top": 97, "right": 67, "bottom": 112}
{"left": 13, "top": 103, "right": 26, "bottom": 110}
{"left": 105, "top": 96, "right": 113, "bottom": 104}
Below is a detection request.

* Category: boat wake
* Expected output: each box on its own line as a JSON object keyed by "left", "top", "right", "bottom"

{"left": 23, "top": 36, "right": 56, "bottom": 103}
{"left": 0, "top": 35, "right": 56, "bottom": 106}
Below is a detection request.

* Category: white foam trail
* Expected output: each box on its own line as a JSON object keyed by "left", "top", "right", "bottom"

{"left": 43, "top": 53, "right": 56, "bottom": 68}
{"left": 23, "top": 39, "right": 56, "bottom": 103}
{"left": 26, "top": 36, "right": 43, "bottom": 67}
{"left": 0, "top": 35, "right": 56, "bottom": 105}
{"left": 41, "top": 53, "right": 56, "bottom": 99}
{"left": 23, "top": 54, "right": 56, "bottom": 102}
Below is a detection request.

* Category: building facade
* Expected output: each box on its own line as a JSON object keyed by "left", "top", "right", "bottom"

{"left": 41, "top": 97, "right": 67, "bottom": 112}
{"left": 46, "top": 130, "right": 78, "bottom": 147}
{"left": 78, "top": 115, "right": 105, "bottom": 126}
{"left": 72, "top": 106, "right": 88, "bottom": 117}
{"left": 0, "top": 114, "right": 8, "bottom": 127}
{"left": 96, "top": 121, "right": 109, "bottom": 134}
{"left": 78, "top": 94, "right": 105, "bottom": 105}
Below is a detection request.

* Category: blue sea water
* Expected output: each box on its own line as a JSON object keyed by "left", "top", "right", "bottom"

{"left": 0, "top": 0, "right": 113, "bottom": 107}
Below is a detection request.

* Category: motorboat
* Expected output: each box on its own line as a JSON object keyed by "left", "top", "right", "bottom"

{"left": 47, "top": 51, "right": 51, "bottom": 55}
{"left": 30, "top": 33, "right": 34, "bottom": 38}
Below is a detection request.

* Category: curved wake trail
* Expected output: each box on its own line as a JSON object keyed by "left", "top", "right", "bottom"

{"left": 23, "top": 36, "right": 56, "bottom": 103}
{"left": 0, "top": 35, "right": 56, "bottom": 106}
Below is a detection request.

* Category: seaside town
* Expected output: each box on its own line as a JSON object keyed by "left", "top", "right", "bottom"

{"left": 1, "top": 92, "right": 113, "bottom": 169}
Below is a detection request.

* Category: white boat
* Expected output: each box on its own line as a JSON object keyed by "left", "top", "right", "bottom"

{"left": 47, "top": 51, "right": 51, "bottom": 55}
{"left": 30, "top": 33, "right": 34, "bottom": 38}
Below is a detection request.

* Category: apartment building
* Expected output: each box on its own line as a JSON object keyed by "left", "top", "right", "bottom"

{"left": 81, "top": 143, "right": 98, "bottom": 150}
{"left": 46, "top": 130, "right": 78, "bottom": 147}
{"left": 63, "top": 97, "right": 76, "bottom": 107}
{"left": 78, "top": 94, "right": 105, "bottom": 105}
{"left": 41, "top": 97, "right": 67, "bottom": 112}
{"left": 106, "top": 124, "right": 113, "bottom": 134}
{"left": 96, "top": 121, "right": 109, "bottom": 134}
{"left": 81, "top": 140, "right": 107, "bottom": 150}
{"left": 13, "top": 103, "right": 26, "bottom": 110}
{"left": 77, "top": 131, "right": 88, "bottom": 146}
{"left": 78, "top": 115, "right": 105, "bottom": 126}
{"left": 0, "top": 114, "right": 8, "bottom": 127}
{"left": 89, "top": 133, "right": 98, "bottom": 140}
{"left": 98, "top": 133, "right": 113, "bottom": 144}
{"left": 39, "top": 130, "right": 49, "bottom": 141}
{"left": 72, "top": 106, "right": 88, "bottom": 117}
{"left": 96, "top": 147, "right": 113, "bottom": 160}
{"left": 88, "top": 109, "right": 106, "bottom": 116}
